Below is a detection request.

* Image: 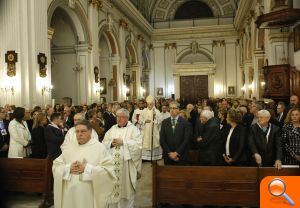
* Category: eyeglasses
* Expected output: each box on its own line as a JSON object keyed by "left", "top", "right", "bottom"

{"left": 170, "top": 107, "right": 178, "bottom": 110}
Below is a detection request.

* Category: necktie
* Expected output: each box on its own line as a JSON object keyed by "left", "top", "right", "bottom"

{"left": 171, "top": 118, "right": 176, "bottom": 133}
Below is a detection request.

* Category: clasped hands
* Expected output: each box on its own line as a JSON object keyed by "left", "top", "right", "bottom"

{"left": 112, "top": 138, "right": 123, "bottom": 147}
{"left": 70, "top": 159, "right": 87, "bottom": 175}
{"left": 254, "top": 153, "right": 282, "bottom": 170}
{"left": 168, "top": 152, "right": 179, "bottom": 161}
{"left": 223, "top": 154, "right": 234, "bottom": 164}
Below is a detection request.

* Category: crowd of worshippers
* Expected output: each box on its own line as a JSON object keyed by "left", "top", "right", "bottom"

{"left": 0, "top": 95, "right": 299, "bottom": 207}
{"left": 0, "top": 94, "right": 299, "bottom": 168}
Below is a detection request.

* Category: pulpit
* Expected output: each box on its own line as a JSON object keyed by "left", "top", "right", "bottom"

{"left": 263, "top": 64, "right": 300, "bottom": 100}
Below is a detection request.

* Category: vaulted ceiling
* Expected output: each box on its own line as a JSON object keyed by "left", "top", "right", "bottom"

{"left": 130, "top": 0, "right": 239, "bottom": 22}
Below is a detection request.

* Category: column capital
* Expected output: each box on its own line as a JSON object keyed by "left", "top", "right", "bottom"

{"left": 88, "top": 0, "right": 103, "bottom": 10}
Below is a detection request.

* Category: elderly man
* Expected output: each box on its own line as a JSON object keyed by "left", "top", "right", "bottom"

{"left": 160, "top": 102, "right": 191, "bottom": 165}
{"left": 52, "top": 120, "right": 115, "bottom": 208}
{"left": 102, "top": 108, "right": 142, "bottom": 208}
{"left": 196, "top": 109, "right": 222, "bottom": 166}
{"left": 61, "top": 113, "right": 98, "bottom": 150}
{"left": 139, "top": 95, "right": 162, "bottom": 161}
{"left": 248, "top": 110, "right": 282, "bottom": 169}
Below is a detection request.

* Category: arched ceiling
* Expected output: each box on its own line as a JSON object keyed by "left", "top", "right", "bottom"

{"left": 130, "top": 0, "right": 239, "bottom": 22}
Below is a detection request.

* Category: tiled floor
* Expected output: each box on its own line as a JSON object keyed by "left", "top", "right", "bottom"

{"left": 4, "top": 162, "right": 153, "bottom": 208}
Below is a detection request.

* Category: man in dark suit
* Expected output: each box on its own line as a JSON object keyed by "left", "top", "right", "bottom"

{"left": 248, "top": 110, "right": 282, "bottom": 169}
{"left": 0, "top": 108, "right": 9, "bottom": 157}
{"left": 196, "top": 109, "right": 222, "bottom": 166}
{"left": 160, "top": 102, "right": 191, "bottom": 165}
{"left": 63, "top": 106, "right": 74, "bottom": 129}
{"left": 271, "top": 102, "right": 287, "bottom": 128}
{"left": 45, "top": 112, "right": 65, "bottom": 160}
{"left": 103, "top": 103, "right": 119, "bottom": 132}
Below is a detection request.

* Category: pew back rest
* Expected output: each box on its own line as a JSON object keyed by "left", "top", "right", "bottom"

{"left": 153, "top": 163, "right": 300, "bottom": 207}
{"left": 0, "top": 158, "right": 52, "bottom": 193}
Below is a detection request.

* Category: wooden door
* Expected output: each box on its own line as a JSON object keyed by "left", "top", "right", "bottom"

{"left": 180, "top": 75, "right": 208, "bottom": 103}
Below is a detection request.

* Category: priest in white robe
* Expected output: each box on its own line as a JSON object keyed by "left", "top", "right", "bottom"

{"left": 139, "top": 95, "right": 163, "bottom": 161}
{"left": 53, "top": 120, "right": 115, "bottom": 208}
{"left": 102, "top": 108, "right": 142, "bottom": 208}
{"left": 131, "top": 100, "right": 144, "bottom": 130}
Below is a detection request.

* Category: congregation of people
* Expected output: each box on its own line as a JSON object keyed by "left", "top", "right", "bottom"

{"left": 0, "top": 94, "right": 300, "bottom": 207}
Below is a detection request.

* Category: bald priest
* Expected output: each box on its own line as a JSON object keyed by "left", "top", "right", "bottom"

{"left": 52, "top": 120, "right": 116, "bottom": 208}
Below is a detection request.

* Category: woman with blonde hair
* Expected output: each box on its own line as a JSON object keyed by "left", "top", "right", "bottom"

{"left": 282, "top": 108, "right": 300, "bottom": 165}
{"left": 31, "top": 112, "right": 48, "bottom": 158}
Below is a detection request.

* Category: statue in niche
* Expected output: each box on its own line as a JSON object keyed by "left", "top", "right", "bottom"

{"left": 94, "top": 66, "right": 99, "bottom": 83}
{"left": 191, "top": 41, "right": 198, "bottom": 54}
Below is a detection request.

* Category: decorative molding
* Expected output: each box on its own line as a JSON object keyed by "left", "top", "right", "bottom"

{"left": 152, "top": 25, "right": 237, "bottom": 41}
{"left": 68, "top": 0, "right": 76, "bottom": 9}
{"left": 111, "top": 0, "right": 153, "bottom": 36}
{"left": 88, "top": 0, "right": 102, "bottom": 10}
{"left": 234, "top": 0, "right": 255, "bottom": 32}
{"left": 48, "top": 27, "right": 54, "bottom": 40}
{"left": 172, "top": 63, "right": 216, "bottom": 76}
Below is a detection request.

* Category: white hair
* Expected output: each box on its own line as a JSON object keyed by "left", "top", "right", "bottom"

{"left": 201, "top": 110, "right": 214, "bottom": 120}
{"left": 257, "top": 109, "right": 271, "bottom": 118}
{"left": 116, "top": 108, "right": 129, "bottom": 118}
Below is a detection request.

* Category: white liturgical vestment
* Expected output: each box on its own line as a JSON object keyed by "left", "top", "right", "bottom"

{"left": 52, "top": 136, "right": 116, "bottom": 208}
{"left": 102, "top": 121, "right": 142, "bottom": 208}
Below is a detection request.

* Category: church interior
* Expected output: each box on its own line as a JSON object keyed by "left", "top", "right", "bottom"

{"left": 0, "top": 0, "right": 300, "bottom": 207}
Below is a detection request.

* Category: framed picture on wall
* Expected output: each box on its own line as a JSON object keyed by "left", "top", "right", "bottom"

{"left": 100, "top": 78, "right": 107, "bottom": 94}
{"left": 294, "top": 24, "right": 300, "bottom": 52}
{"left": 157, "top": 88, "right": 163, "bottom": 96}
{"left": 227, "top": 86, "right": 236, "bottom": 96}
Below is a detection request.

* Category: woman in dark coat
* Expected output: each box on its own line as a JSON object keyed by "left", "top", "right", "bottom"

{"left": 222, "top": 109, "right": 247, "bottom": 166}
{"left": 31, "top": 113, "right": 47, "bottom": 158}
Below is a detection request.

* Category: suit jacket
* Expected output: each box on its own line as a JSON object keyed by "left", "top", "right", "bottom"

{"left": 31, "top": 126, "right": 47, "bottom": 159}
{"left": 188, "top": 109, "right": 198, "bottom": 129}
{"left": 44, "top": 124, "right": 64, "bottom": 160}
{"left": 160, "top": 116, "right": 191, "bottom": 165}
{"left": 103, "top": 111, "right": 116, "bottom": 132}
{"left": 248, "top": 123, "right": 282, "bottom": 167}
{"left": 196, "top": 118, "right": 222, "bottom": 165}
{"left": 222, "top": 124, "right": 247, "bottom": 165}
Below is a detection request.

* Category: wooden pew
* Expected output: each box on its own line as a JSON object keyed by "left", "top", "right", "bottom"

{"left": 152, "top": 162, "right": 300, "bottom": 207}
{"left": 0, "top": 157, "right": 53, "bottom": 208}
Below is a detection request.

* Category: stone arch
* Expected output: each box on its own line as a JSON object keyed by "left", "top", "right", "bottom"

{"left": 176, "top": 47, "right": 214, "bottom": 63}
{"left": 125, "top": 38, "right": 138, "bottom": 65}
{"left": 98, "top": 23, "right": 120, "bottom": 56}
{"left": 48, "top": 0, "right": 91, "bottom": 45}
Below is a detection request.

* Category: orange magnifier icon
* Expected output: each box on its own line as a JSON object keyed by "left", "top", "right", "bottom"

{"left": 268, "top": 178, "right": 295, "bottom": 206}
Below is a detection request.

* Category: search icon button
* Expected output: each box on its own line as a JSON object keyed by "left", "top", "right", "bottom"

{"left": 268, "top": 178, "right": 295, "bottom": 206}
